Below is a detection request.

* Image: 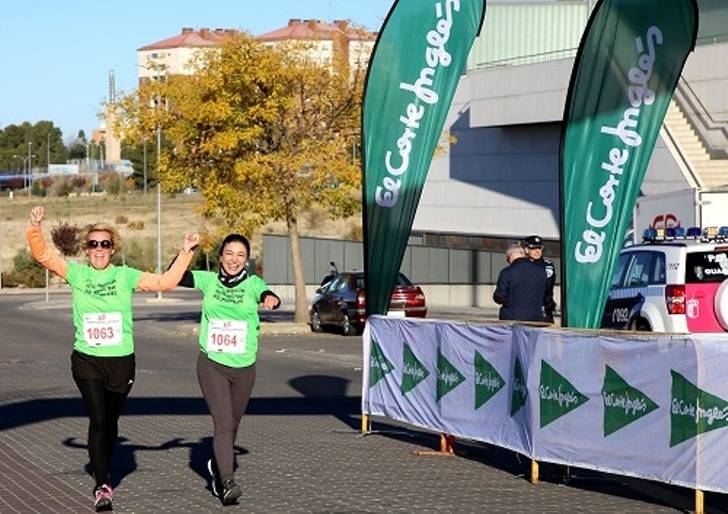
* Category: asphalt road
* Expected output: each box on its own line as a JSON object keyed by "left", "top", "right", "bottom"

{"left": 0, "top": 292, "right": 723, "bottom": 513}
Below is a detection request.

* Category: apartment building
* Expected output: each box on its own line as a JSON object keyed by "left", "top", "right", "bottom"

{"left": 137, "top": 27, "right": 236, "bottom": 85}
{"left": 257, "top": 18, "right": 376, "bottom": 69}
{"left": 136, "top": 20, "right": 376, "bottom": 86}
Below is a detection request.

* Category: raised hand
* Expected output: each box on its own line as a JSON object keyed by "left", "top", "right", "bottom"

{"left": 183, "top": 233, "right": 201, "bottom": 253}
{"left": 29, "top": 206, "right": 45, "bottom": 227}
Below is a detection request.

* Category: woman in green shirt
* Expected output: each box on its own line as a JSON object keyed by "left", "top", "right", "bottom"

{"left": 178, "top": 233, "right": 279, "bottom": 505}
{"left": 27, "top": 206, "right": 199, "bottom": 512}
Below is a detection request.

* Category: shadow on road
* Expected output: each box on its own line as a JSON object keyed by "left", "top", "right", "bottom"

{"left": 0, "top": 394, "right": 360, "bottom": 433}
{"left": 3, "top": 374, "right": 714, "bottom": 513}
{"left": 63, "top": 434, "right": 249, "bottom": 493}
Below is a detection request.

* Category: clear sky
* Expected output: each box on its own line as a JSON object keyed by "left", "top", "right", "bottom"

{"left": 0, "top": 0, "right": 394, "bottom": 142}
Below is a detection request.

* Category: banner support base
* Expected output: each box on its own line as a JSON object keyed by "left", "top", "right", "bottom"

{"left": 695, "top": 489, "right": 704, "bottom": 514}
{"left": 530, "top": 460, "right": 540, "bottom": 484}
{"left": 413, "top": 433, "right": 455, "bottom": 457}
{"left": 361, "top": 412, "right": 370, "bottom": 434}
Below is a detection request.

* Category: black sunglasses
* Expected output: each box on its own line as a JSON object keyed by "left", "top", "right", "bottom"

{"left": 87, "top": 239, "right": 113, "bottom": 249}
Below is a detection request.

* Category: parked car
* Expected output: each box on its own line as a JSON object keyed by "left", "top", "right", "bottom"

{"left": 601, "top": 227, "right": 728, "bottom": 332}
{"left": 309, "top": 271, "right": 427, "bottom": 336}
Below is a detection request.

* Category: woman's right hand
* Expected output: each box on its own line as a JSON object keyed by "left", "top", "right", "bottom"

{"left": 30, "top": 206, "right": 45, "bottom": 227}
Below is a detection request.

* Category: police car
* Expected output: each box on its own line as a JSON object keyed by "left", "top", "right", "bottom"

{"left": 601, "top": 226, "right": 728, "bottom": 333}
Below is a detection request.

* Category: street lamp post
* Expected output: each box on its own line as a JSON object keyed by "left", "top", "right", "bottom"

{"left": 12, "top": 154, "right": 36, "bottom": 194}
{"left": 27, "top": 142, "right": 33, "bottom": 196}
{"left": 143, "top": 138, "right": 148, "bottom": 195}
{"left": 156, "top": 125, "right": 162, "bottom": 300}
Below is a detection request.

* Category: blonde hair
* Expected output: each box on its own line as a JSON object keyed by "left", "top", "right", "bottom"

{"left": 82, "top": 223, "right": 122, "bottom": 252}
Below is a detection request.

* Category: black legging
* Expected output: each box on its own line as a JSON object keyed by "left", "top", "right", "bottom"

{"left": 74, "top": 378, "right": 129, "bottom": 487}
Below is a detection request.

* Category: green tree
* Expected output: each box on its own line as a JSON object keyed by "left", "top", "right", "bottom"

{"left": 116, "top": 34, "right": 364, "bottom": 322}
{"left": 68, "top": 129, "right": 88, "bottom": 160}
{"left": 0, "top": 121, "right": 67, "bottom": 172}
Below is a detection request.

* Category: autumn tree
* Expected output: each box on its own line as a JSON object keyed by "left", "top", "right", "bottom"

{"left": 115, "top": 33, "right": 363, "bottom": 322}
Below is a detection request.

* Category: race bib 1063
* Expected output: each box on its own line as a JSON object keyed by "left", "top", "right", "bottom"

{"left": 83, "top": 312, "right": 123, "bottom": 347}
{"left": 207, "top": 319, "right": 248, "bottom": 354}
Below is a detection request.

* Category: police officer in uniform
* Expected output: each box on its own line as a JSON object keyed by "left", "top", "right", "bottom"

{"left": 523, "top": 235, "right": 556, "bottom": 323}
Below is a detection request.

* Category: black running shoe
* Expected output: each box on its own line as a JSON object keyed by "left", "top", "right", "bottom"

{"left": 93, "top": 483, "right": 113, "bottom": 512}
{"left": 221, "top": 479, "right": 241, "bottom": 505}
{"left": 207, "top": 458, "right": 222, "bottom": 497}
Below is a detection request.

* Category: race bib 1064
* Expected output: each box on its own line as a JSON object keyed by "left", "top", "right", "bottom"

{"left": 83, "top": 312, "right": 123, "bottom": 347}
{"left": 207, "top": 319, "right": 248, "bottom": 354}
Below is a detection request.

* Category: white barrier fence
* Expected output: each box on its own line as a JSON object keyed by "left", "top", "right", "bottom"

{"left": 362, "top": 317, "right": 728, "bottom": 494}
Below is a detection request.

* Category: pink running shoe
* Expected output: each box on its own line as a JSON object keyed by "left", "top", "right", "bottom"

{"left": 94, "top": 483, "right": 113, "bottom": 512}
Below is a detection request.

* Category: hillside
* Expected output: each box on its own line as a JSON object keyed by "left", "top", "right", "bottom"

{"left": 0, "top": 192, "right": 361, "bottom": 278}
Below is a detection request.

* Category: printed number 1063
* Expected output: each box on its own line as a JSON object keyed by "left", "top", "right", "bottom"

{"left": 87, "top": 327, "right": 115, "bottom": 340}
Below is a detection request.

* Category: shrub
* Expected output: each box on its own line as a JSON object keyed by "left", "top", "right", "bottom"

{"left": 113, "top": 238, "right": 157, "bottom": 272}
{"left": 7, "top": 249, "right": 46, "bottom": 287}
{"left": 56, "top": 179, "right": 74, "bottom": 197}
{"left": 1, "top": 271, "right": 18, "bottom": 287}
{"left": 193, "top": 247, "right": 220, "bottom": 271}
{"left": 71, "top": 176, "right": 88, "bottom": 189}
{"left": 105, "top": 174, "right": 121, "bottom": 196}
{"left": 31, "top": 180, "right": 47, "bottom": 197}
{"left": 51, "top": 222, "right": 82, "bottom": 256}
{"left": 115, "top": 215, "right": 129, "bottom": 225}
{"left": 127, "top": 220, "right": 144, "bottom": 230}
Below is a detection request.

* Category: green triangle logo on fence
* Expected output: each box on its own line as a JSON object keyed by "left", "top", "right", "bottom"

{"left": 670, "top": 370, "right": 728, "bottom": 447}
{"left": 369, "top": 338, "right": 395, "bottom": 388}
{"left": 510, "top": 357, "right": 528, "bottom": 416}
{"left": 436, "top": 351, "right": 465, "bottom": 402}
{"left": 475, "top": 351, "right": 505, "bottom": 410}
{"left": 400, "top": 343, "right": 429, "bottom": 395}
{"left": 602, "top": 365, "right": 659, "bottom": 437}
{"left": 540, "top": 360, "right": 589, "bottom": 428}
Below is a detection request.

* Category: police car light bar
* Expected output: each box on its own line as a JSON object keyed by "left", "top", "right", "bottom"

{"left": 686, "top": 226, "right": 701, "bottom": 239}
{"left": 643, "top": 228, "right": 658, "bottom": 241}
{"left": 699, "top": 226, "right": 728, "bottom": 242}
{"left": 643, "top": 226, "right": 700, "bottom": 242}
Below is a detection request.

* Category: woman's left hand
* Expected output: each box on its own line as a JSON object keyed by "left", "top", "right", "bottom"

{"left": 263, "top": 295, "right": 280, "bottom": 310}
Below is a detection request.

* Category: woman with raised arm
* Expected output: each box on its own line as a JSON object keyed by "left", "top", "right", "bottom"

{"left": 176, "top": 233, "right": 279, "bottom": 505}
{"left": 26, "top": 205, "right": 200, "bottom": 512}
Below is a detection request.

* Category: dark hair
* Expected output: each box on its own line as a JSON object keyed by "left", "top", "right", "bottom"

{"left": 219, "top": 233, "right": 251, "bottom": 256}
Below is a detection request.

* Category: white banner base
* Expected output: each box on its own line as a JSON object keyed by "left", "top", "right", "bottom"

{"left": 362, "top": 316, "right": 728, "bottom": 494}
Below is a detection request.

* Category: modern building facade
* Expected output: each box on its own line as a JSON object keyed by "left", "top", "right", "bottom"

{"left": 412, "top": 0, "right": 728, "bottom": 253}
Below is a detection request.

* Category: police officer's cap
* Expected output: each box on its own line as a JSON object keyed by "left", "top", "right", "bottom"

{"left": 523, "top": 235, "right": 543, "bottom": 249}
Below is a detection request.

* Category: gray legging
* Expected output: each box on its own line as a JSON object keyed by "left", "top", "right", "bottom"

{"left": 197, "top": 353, "right": 256, "bottom": 482}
